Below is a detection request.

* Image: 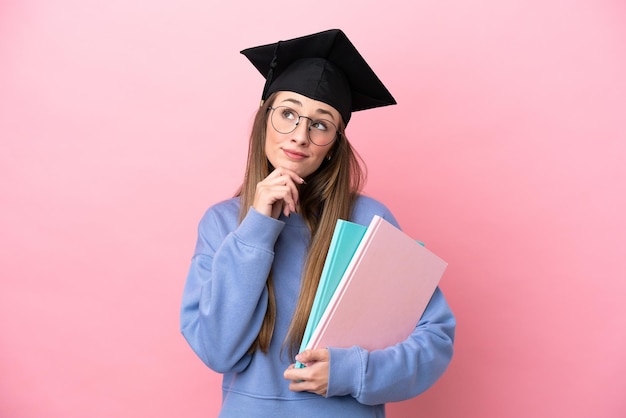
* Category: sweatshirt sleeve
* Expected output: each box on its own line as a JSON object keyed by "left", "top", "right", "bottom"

{"left": 180, "top": 206, "right": 285, "bottom": 373}
{"left": 325, "top": 287, "right": 455, "bottom": 405}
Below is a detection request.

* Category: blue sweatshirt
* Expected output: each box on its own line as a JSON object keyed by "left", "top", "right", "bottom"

{"left": 180, "top": 196, "right": 455, "bottom": 417}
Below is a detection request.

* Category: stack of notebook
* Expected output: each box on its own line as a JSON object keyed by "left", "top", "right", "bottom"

{"left": 296, "top": 215, "right": 447, "bottom": 367}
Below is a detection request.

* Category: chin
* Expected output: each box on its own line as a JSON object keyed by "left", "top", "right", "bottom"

{"left": 276, "top": 162, "right": 311, "bottom": 178}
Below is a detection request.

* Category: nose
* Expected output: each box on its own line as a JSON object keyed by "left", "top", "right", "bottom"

{"left": 291, "top": 118, "right": 310, "bottom": 145}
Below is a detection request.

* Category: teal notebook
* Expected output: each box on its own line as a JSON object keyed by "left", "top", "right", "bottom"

{"left": 296, "top": 219, "right": 367, "bottom": 368}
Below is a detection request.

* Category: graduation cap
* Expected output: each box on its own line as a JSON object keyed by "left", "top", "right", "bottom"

{"left": 240, "top": 29, "right": 396, "bottom": 125}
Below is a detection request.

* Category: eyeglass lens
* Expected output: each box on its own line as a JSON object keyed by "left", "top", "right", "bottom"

{"left": 270, "top": 106, "right": 337, "bottom": 146}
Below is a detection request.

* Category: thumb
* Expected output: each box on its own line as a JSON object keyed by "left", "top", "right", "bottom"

{"left": 296, "top": 348, "right": 328, "bottom": 364}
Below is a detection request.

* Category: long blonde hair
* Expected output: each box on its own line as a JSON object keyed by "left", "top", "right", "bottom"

{"left": 237, "top": 92, "right": 366, "bottom": 355}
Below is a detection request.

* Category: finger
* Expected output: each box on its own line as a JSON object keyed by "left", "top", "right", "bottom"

{"left": 283, "top": 364, "right": 308, "bottom": 386}
{"left": 296, "top": 349, "right": 329, "bottom": 365}
{"left": 283, "top": 202, "right": 291, "bottom": 218}
{"left": 263, "top": 182, "right": 295, "bottom": 215}
{"left": 288, "top": 379, "right": 312, "bottom": 393}
{"left": 265, "top": 167, "right": 303, "bottom": 194}
{"left": 253, "top": 186, "right": 289, "bottom": 218}
{"left": 283, "top": 360, "right": 322, "bottom": 382}
{"left": 287, "top": 374, "right": 327, "bottom": 396}
{"left": 259, "top": 175, "right": 299, "bottom": 208}
{"left": 272, "top": 177, "right": 298, "bottom": 215}
{"left": 284, "top": 363, "right": 328, "bottom": 396}
{"left": 254, "top": 177, "right": 297, "bottom": 212}
{"left": 254, "top": 169, "right": 303, "bottom": 217}
{"left": 272, "top": 167, "right": 306, "bottom": 185}
{"left": 277, "top": 174, "right": 301, "bottom": 207}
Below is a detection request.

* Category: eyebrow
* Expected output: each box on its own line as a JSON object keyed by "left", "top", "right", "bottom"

{"left": 279, "top": 98, "right": 337, "bottom": 121}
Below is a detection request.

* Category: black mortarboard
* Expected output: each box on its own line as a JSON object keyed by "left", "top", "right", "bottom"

{"left": 240, "top": 29, "right": 396, "bottom": 125}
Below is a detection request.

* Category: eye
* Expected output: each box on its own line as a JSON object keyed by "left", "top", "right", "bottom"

{"left": 311, "top": 120, "right": 330, "bottom": 131}
{"left": 280, "top": 107, "right": 297, "bottom": 121}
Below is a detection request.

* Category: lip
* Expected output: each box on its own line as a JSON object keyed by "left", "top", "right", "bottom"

{"left": 282, "top": 148, "right": 308, "bottom": 160}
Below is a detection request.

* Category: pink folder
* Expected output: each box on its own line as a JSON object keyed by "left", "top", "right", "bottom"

{"left": 305, "top": 215, "right": 448, "bottom": 352}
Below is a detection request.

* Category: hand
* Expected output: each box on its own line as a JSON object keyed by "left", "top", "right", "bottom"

{"left": 253, "top": 167, "right": 305, "bottom": 219}
{"left": 283, "top": 348, "right": 330, "bottom": 397}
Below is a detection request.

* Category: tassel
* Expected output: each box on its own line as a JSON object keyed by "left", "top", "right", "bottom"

{"left": 261, "top": 41, "right": 281, "bottom": 100}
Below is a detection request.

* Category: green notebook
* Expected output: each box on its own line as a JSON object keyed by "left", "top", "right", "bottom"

{"left": 296, "top": 219, "right": 367, "bottom": 368}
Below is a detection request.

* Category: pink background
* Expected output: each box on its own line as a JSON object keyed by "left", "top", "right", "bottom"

{"left": 1, "top": 0, "right": 625, "bottom": 417}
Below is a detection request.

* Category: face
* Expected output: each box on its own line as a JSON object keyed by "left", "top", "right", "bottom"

{"left": 265, "top": 91, "right": 340, "bottom": 179}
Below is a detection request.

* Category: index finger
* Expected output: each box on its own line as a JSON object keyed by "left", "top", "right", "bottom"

{"left": 272, "top": 167, "right": 306, "bottom": 185}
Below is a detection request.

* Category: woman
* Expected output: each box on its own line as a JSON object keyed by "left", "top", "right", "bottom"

{"left": 180, "top": 29, "right": 455, "bottom": 417}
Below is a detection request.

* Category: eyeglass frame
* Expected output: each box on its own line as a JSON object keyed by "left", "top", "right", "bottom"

{"left": 267, "top": 106, "right": 341, "bottom": 146}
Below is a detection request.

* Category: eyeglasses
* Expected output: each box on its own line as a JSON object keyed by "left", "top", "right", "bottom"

{"left": 268, "top": 106, "right": 339, "bottom": 146}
